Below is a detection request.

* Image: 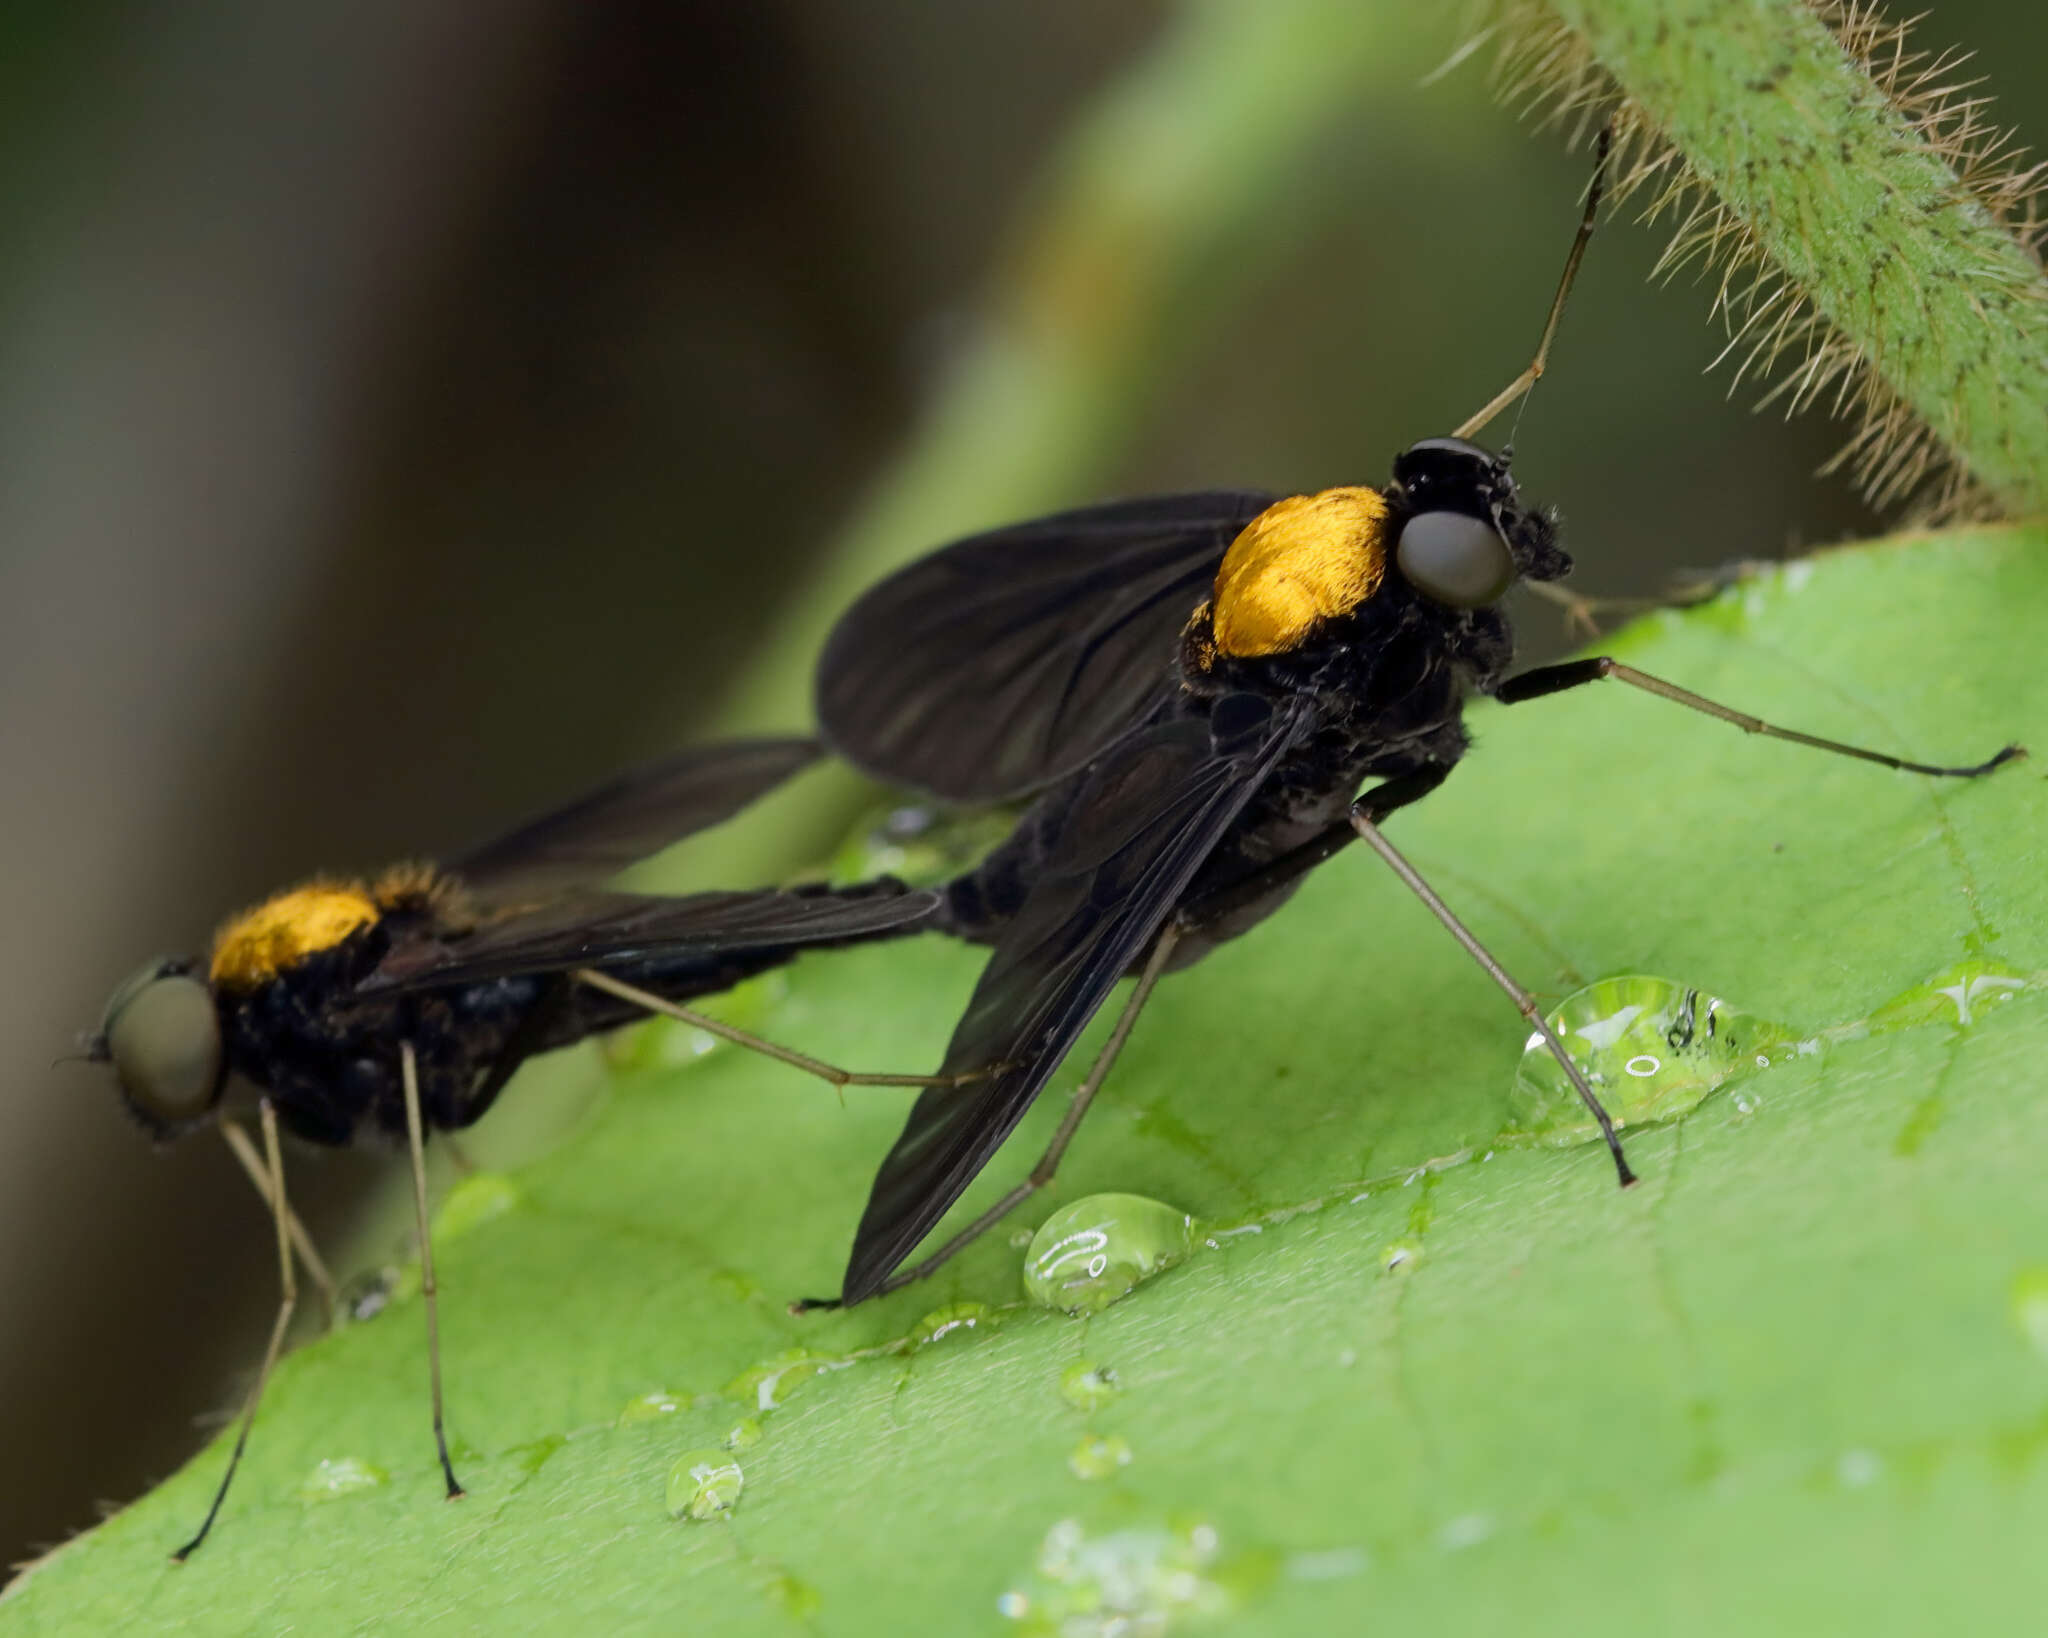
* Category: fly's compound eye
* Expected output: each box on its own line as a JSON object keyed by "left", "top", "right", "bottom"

{"left": 1394, "top": 510, "right": 1516, "bottom": 608}
{"left": 99, "top": 961, "right": 224, "bottom": 1130}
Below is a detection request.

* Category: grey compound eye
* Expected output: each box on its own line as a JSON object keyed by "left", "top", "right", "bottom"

{"left": 100, "top": 962, "right": 223, "bottom": 1129}
{"left": 1395, "top": 509, "right": 1516, "bottom": 608}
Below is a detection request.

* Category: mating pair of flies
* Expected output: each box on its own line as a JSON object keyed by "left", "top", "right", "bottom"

{"left": 88, "top": 137, "right": 2016, "bottom": 1557}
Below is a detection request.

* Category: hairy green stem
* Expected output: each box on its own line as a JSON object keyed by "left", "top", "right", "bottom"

{"left": 1550, "top": 0, "right": 2048, "bottom": 513}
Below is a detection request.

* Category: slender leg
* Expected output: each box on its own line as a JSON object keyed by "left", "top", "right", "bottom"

{"left": 219, "top": 1116, "right": 336, "bottom": 1327}
{"left": 400, "top": 1041, "right": 464, "bottom": 1501}
{"left": 799, "top": 925, "right": 1187, "bottom": 1310}
{"left": 574, "top": 967, "right": 986, "bottom": 1089}
{"left": 1349, "top": 812, "right": 1638, "bottom": 1188}
{"left": 1496, "top": 657, "right": 2022, "bottom": 778}
{"left": 173, "top": 1102, "right": 296, "bottom": 1561}
{"left": 1453, "top": 125, "right": 1610, "bottom": 442}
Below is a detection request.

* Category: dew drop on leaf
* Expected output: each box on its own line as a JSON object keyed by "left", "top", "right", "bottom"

{"left": 666, "top": 1449, "right": 743, "bottom": 1521}
{"left": 1023, "top": 1193, "right": 1193, "bottom": 1315}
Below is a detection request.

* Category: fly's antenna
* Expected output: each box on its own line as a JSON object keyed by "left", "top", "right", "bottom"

{"left": 1454, "top": 122, "right": 1611, "bottom": 444}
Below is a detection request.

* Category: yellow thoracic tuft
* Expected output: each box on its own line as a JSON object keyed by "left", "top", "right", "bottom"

{"left": 209, "top": 881, "right": 380, "bottom": 992}
{"left": 1209, "top": 487, "right": 1390, "bottom": 659}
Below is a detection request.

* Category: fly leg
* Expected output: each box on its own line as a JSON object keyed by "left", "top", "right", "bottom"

{"left": 573, "top": 967, "right": 988, "bottom": 1090}
{"left": 218, "top": 1116, "right": 336, "bottom": 1328}
{"left": 1495, "top": 657, "right": 2021, "bottom": 777}
{"left": 400, "top": 1041, "right": 465, "bottom": 1501}
{"left": 173, "top": 1101, "right": 296, "bottom": 1560}
{"left": 794, "top": 925, "right": 1185, "bottom": 1310}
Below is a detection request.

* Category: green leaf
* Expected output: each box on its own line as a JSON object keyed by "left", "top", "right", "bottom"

{"left": 10, "top": 525, "right": 2047, "bottom": 1634}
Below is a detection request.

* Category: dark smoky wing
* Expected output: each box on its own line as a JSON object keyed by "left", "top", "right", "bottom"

{"left": 816, "top": 493, "right": 1274, "bottom": 803}
{"left": 449, "top": 737, "right": 822, "bottom": 905}
{"left": 839, "top": 694, "right": 1307, "bottom": 1303}
{"left": 362, "top": 884, "right": 938, "bottom": 992}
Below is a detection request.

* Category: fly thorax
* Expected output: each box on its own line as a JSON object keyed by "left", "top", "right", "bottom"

{"left": 1201, "top": 487, "right": 1392, "bottom": 663}
{"left": 209, "top": 880, "right": 382, "bottom": 994}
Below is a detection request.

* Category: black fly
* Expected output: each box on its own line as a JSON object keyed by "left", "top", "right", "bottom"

{"left": 86, "top": 736, "right": 953, "bottom": 1556}
{"left": 805, "top": 135, "right": 2019, "bottom": 1310}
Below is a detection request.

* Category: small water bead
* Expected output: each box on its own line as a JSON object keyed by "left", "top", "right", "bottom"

{"left": 1380, "top": 1237, "right": 1423, "bottom": 1274}
{"left": 1867, "top": 959, "right": 2029, "bottom": 1033}
{"left": 338, "top": 1265, "right": 403, "bottom": 1324}
{"left": 1023, "top": 1194, "right": 1194, "bottom": 1315}
{"left": 915, "top": 1302, "right": 998, "bottom": 1349}
{"left": 430, "top": 1172, "right": 521, "bottom": 1243}
{"left": 724, "top": 1349, "right": 845, "bottom": 1413}
{"left": 1067, "top": 1434, "right": 1134, "bottom": 1481}
{"left": 831, "top": 802, "right": 1016, "bottom": 888}
{"left": 1505, "top": 975, "right": 1800, "bottom": 1144}
{"left": 617, "top": 1390, "right": 690, "bottom": 1425}
{"left": 298, "top": 1456, "right": 387, "bottom": 1503}
{"left": 999, "top": 1517, "right": 1236, "bottom": 1634}
{"left": 666, "top": 1448, "right": 744, "bottom": 1521}
{"left": 1058, "top": 1361, "right": 1122, "bottom": 1413}
{"left": 723, "top": 1418, "right": 764, "bottom": 1451}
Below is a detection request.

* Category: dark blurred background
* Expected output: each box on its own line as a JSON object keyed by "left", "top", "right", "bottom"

{"left": 4, "top": 0, "right": 2040, "bottom": 1573}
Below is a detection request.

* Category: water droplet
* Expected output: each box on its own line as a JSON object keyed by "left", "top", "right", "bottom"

{"left": 430, "top": 1173, "right": 520, "bottom": 1243}
{"left": 618, "top": 1390, "right": 690, "bottom": 1425}
{"left": 724, "top": 1349, "right": 847, "bottom": 1412}
{"left": 1000, "top": 1517, "right": 1247, "bottom": 1632}
{"left": 1506, "top": 976, "right": 1799, "bottom": 1144}
{"left": 1023, "top": 1193, "right": 1194, "bottom": 1315}
{"left": 1869, "top": 960, "right": 2029, "bottom": 1033}
{"left": 1058, "top": 1361, "right": 1121, "bottom": 1413}
{"left": 666, "top": 1449, "right": 744, "bottom": 1521}
{"left": 1067, "top": 1434, "right": 1133, "bottom": 1481}
{"left": 298, "top": 1456, "right": 387, "bottom": 1503}
{"left": 2011, "top": 1267, "right": 2048, "bottom": 1360}
{"left": 833, "top": 802, "right": 1015, "bottom": 888}
{"left": 646, "top": 973, "right": 789, "bottom": 1069}
{"left": 724, "top": 1417, "right": 764, "bottom": 1451}
{"left": 915, "top": 1301, "right": 998, "bottom": 1348}
{"left": 1381, "top": 1237, "right": 1423, "bottom": 1274}
{"left": 338, "top": 1265, "right": 403, "bottom": 1323}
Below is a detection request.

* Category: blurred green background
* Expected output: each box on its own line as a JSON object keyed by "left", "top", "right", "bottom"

{"left": 2, "top": 0, "right": 2040, "bottom": 1577}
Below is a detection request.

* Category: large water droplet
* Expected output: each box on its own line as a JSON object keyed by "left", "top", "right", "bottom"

{"left": 1868, "top": 960, "right": 2029, "bottom": 1033}
{"left": 666, "top": 1448, "right": 744, "bottom": 1521}
{"left": 1023, "top": 1194, "right": 1193, "bottom": 1315}
{"left": 298, "top": 1456, "right": 387, "bottom": 1503}
{"left": 1058, "top": 1361, "right": 1121, "bottom": 1413}
{"left": 1505, "top": 975, "right": 1800, "bottom": 1143}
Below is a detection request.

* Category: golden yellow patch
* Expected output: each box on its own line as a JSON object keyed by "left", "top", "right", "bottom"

{"left": 1210, "top": 486, "right": 1390, "bottom": 659}
{"left": 209, "top": 881, "right": 379, "bottom": 992}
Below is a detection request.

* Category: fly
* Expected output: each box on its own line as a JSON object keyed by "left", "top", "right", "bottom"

{"left": 803, "top": 133, "right": 2020, "bottom": 1310}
